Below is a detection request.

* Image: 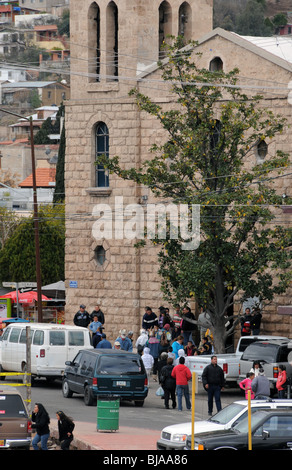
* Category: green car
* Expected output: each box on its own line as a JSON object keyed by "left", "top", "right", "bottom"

{"left": 62, "top": 349, "right": 148, "bottom": 406}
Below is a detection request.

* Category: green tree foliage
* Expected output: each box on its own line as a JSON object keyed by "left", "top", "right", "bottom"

{"left": 98, "top": 37, "right": 292, "bottom": 352}
{"left": 57, "top": 9, "right": 70, "bottom": 37}
{"left": 34, "top": 118, "right": 54, "bottom": 145}
{"left": 0, "top": 205, "right": 65, "bottom": 285}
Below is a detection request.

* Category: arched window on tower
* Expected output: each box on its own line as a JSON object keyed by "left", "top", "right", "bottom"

{"left": 88, "top": 2, "right": 100, "bottom": 82}
{"left": 95, "top": 122, "right": 109, "bottom": 187}
{"left": 159, "top": 1, "right": 172, "bottom": 59}
{"left": 106, "top": 1, "right": 118, "bottom": 80}
{"left": 178, "top": 2, "right": 192, "bottom": 43}
{"left": 209, "top": 57, "right": 223, "bottom": 72}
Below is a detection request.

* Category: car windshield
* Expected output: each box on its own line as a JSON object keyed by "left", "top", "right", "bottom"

{"left": 97, "top": 356, "right": 143, "bottom": 375}
{"left": 209, "top": 403, "right": 245, "bottom": 425}
{"left": 233, "top": 412, "right": 267, "bottom": 434}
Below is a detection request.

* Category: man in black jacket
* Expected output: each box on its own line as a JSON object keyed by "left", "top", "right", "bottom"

{"left": 202, "top": 356, "right": 225, "bottom": 416}
{"left": 73, "top": 304, "right": 91, "bottom": 328}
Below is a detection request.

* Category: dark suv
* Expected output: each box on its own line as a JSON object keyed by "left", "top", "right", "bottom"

{"left": 0, "top": 387, "right": 31, "bottom": 449}
{"left": 62, "top": 349, "right": 148, "bottom": 406}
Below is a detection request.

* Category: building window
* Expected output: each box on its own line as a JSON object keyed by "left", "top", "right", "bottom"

{"left": 94, "top": 245, "right": 106, "bottom": 266}
{"left": 159, "top": 1, "right": 172, "bottom": 59}
{"left": 209, "top": 57, "right": 223, "bottom": 72}
{"left": 106, "top": 1, "right": 118, "bottom": 80}
{"left": 95, "top": 122, "right": 109, "bottom": 187}
{"left": 178, "top": 2, "right": 192, "bottom": 43}
{"left": 88, "top": 2, "right": 100, "bottom": 82}
{"left": 256, "top": 140, "right": 268, "bottom": 162}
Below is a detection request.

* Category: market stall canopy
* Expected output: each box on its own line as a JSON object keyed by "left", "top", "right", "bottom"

{"left": 0, "top": 291, "right": 51, "bottom": 303}
{"left": 39, "top": 280, "right": 65, "bottom": 300}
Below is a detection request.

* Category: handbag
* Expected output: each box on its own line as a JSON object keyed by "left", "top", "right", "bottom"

{"left": 155, "top": 386, "right": 164, "bottom": 397}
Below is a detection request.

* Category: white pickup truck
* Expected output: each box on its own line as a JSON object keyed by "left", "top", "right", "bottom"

{"left": 185, "top": 335, "right": 288, "bottom": 386}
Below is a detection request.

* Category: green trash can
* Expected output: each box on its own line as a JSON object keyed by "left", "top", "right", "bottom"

{"left": 97, "top": 396, "right": 120, "bottom": 432}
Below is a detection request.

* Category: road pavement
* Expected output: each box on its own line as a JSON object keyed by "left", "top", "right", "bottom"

{"left": 47, "top": 378, "right": 242, "bottom": 451}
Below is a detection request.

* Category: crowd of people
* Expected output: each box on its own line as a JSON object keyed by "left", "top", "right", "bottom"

{"left": 239, "top": 360, "right": 288, "bottom": 401}
{"left": 73, "top": 303, "right": 214, "bottom": 356}
{"left": 73, "top": 302, "right": 290, "bottom": 413}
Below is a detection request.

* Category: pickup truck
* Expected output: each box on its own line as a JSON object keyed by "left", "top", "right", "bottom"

{"left": 238, "top": 338, "right": 292, "bottom": 395}
{"left": 186, "top": 335, "right": 288, "bottom": 386}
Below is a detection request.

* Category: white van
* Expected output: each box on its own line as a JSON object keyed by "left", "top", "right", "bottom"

{"left": 0, "top": 323, "right": 93, "bottom": 383}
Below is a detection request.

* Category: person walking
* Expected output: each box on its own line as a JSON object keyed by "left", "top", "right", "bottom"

{"left": 56, "top": 411, "right": 75, "bottom": 450}
{"left": 276, "top": 365, "right": 287, "bottom": 399}
{"left": 141, "top": 347, "right": 154, "bottom": 385}
{"left": 31, "top": 403, "right": 50, "bottom": 450}
{"left": 171, "top": 356, "right": 192, "bottom": 411}
{"left": 160, "top": 357, "right": 176, "bottom": 409}
{"left": 202, "top": 356, "right": 225, "bottom": 416}
{"left": 251, "top": 368, "right": 270, "bottom": 399}
{"left": 73, "top": 304, "right": 91, "bottom": 328}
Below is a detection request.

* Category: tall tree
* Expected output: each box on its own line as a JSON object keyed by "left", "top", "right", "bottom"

{"left": 98, "top": 37, "right": 292, "bottom": 353}
{"left": 0, "top": 205, "right": 65, "bottom": 285}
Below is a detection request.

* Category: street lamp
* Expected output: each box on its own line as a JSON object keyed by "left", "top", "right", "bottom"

{"left": 0, "top": 108, "right": 43, "bottom": 322}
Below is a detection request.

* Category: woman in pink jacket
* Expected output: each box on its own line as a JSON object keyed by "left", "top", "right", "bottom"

{"left": 276, "top": 365, "right": 287, "bottom": 399}
{"left": 239, "top": 372, "right": 255, "bottom": 399}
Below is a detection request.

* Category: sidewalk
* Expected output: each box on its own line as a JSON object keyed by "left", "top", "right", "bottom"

{"left": 50, "top": 419, "right": 161, "bottom": 451}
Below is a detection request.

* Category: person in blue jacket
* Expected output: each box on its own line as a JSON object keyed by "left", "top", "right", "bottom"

{"left": 171, "top": 335, "right": 184, "bottom": 359}
{"left": 96, "top": 333, "right": 112, "bottom": 349}
{"left": 114, "top": 329, "right": 133, "bottom": 351}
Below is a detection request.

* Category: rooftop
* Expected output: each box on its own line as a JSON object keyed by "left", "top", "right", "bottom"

{"left": 19, "top": 168, "right": 56, "bottom": 188}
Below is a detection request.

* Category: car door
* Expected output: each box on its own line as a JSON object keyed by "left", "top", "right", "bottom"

{"left": 65, "top": 351, "right": 84, "bottom": 393}
{"left": 252, "top": 415, "right": 292, "bottom": 450}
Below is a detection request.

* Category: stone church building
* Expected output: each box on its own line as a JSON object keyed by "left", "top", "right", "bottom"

{"left": 65, "top": 0, "right": 292, "bottom": 343}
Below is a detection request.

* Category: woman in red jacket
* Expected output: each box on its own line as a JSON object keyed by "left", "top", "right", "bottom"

{"left": 276, "top": 365, "right": 287, "bottom": 399}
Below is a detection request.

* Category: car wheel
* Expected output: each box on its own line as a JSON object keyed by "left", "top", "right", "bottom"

{"left": 84, "top": 385, "right": 94, "bottom": 406}
{"left": 134, "top": 400, "right": 144, "bottom": 407}
{"left": 62, "top": 379, "right": 73, "bottom": 398}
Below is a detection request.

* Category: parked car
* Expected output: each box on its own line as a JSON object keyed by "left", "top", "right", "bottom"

{"left": 0, "top": 386, "right": 31, "bottom": 449}
{"left": 0, "top": 323, "right": 92, "bottom": 383}
{"left": 62, "top": 348, "right": 148, "bottom": 406}
{"left": 157, "top": 398, "right": 292, "bottom": 450}
{"left": 186, "top": 409, "right": 292, "bottom": 450}
{"left": 238, "top": 339, "right": 292, "bottom": 395}
{"left": 186, "top": 335, "right": 288, "bottom": 387}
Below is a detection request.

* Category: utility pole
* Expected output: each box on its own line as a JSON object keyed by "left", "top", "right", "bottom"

{"left": 0, "top": 108, "right": 43, "bottom": 321}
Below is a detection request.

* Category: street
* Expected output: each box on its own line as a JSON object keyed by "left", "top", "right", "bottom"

{"left": 9, "top": 376, "right": 243, "bottom": 433}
